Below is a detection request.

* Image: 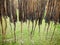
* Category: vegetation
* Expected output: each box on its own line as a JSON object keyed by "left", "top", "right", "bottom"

{"left": 0, "top": 0, "right": 60, "bottom": 45}
{"left": 0, "top": 19, "right": 60, "bottom": 45}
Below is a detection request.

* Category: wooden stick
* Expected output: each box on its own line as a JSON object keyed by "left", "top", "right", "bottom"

{"left": 14, "top": 22, "right": 16, "bottom": 43}
{"left": 50, "top": 23, "right": 56, "bottom": 42}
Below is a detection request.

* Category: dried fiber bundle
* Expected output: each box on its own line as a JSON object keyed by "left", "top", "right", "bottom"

{"left": 18, "top": 0, "right": 23, "bottom": 22}
{"left": 6, "top": 0, "right": 11, "bottom": 18}
{"left": 11, "top": 0, "right": 17, "bottom": 23}
{"left": 0, "top": 0, "right": 1, "bottom": 13}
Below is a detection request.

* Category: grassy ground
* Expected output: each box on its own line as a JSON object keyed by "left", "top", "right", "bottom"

{"left": 0, "top": 18, "right": 60, "bottom": 45}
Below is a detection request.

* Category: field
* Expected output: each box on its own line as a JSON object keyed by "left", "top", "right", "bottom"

{"left": 0, "top": 18, "right": 60, "bottom": 45}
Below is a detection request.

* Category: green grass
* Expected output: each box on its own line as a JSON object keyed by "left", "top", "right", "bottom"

{"left": 0, "top": 18, "right": 60, "bottom": 45}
